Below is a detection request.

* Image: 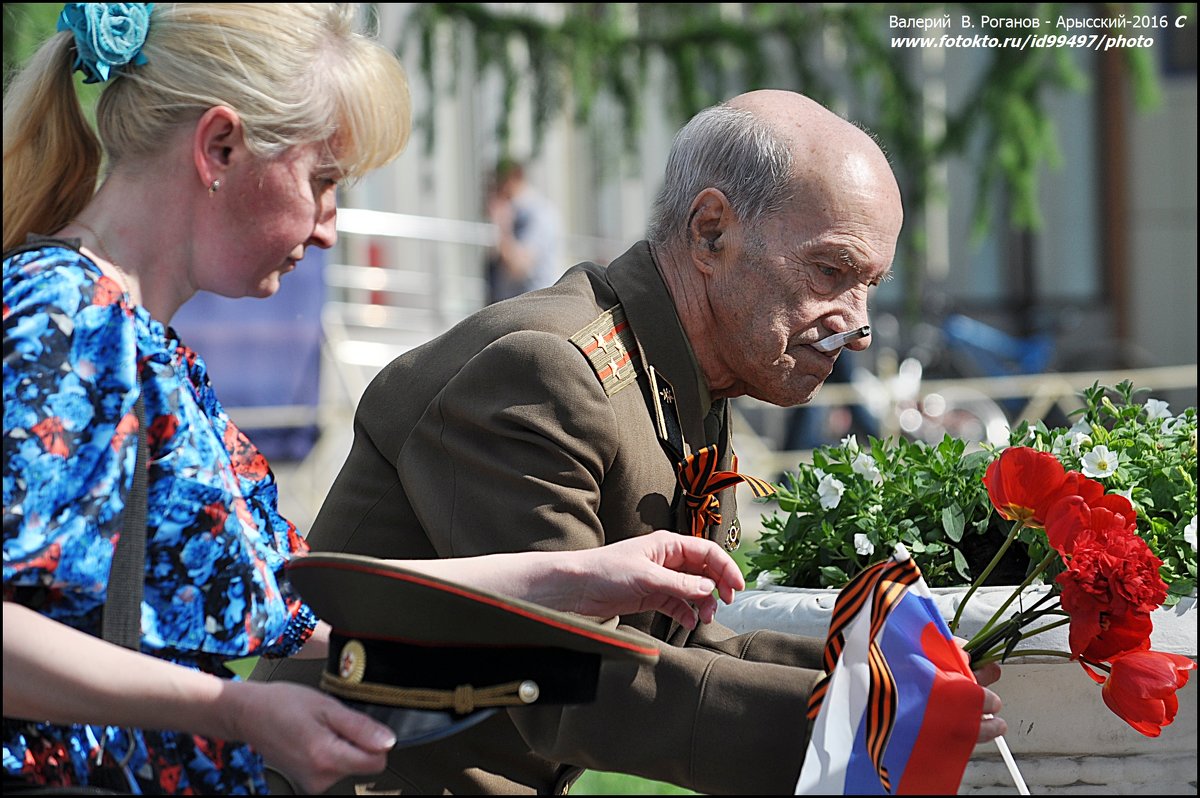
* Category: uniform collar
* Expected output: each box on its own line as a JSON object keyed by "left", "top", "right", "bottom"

{"left": 606, "top": 241, "right": 715, "bottom": 451}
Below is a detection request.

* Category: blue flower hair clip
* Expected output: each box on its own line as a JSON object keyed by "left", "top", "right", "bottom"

{"left": 57, "top": 3, "right": 153, "bottom": 85}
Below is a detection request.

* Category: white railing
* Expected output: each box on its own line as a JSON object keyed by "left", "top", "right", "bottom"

{"left": 250, "top": 207, "right": 1197, "bottom": 527}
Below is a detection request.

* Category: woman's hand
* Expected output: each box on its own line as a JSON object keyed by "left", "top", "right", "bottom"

{"left": 231, "top": 680, "right": 394, "bottom": 795}
{"left": 403, "top": 530, "right": 746, "bottom": 628}
{"left": 563, "top": 531, "right": 746, "bottom": 627}
{"left": 3, "top": 602, "right": 394, "bottom": 794}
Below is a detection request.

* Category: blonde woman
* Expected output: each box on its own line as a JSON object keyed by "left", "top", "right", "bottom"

{"left": 2, "top": 5, "right": 744, "bottom": 794}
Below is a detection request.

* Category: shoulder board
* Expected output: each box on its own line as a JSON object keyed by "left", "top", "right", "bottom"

{"left": 568, "top": 304, "right": 640, "bottom": 397}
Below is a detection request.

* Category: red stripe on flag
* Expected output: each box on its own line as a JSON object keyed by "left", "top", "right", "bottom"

{"left": 894, "top": 622, "right": 984, "bottom": 794}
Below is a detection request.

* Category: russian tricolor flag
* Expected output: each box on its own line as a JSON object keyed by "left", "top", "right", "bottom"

{"left": 796, "top": 545, "right": 985, "bottom": 795}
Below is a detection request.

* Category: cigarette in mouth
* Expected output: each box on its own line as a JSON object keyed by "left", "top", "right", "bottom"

{"left": 812, "top": 325, "right": 871, "bottom": 353}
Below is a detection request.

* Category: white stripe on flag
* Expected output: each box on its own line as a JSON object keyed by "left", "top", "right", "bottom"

{"left": 795, "top": 583, "right": 876, "bottom": 794}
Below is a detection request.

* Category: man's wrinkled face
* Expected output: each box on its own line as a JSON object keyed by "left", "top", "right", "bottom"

{"left": 706, "top": 175, "right": 902, "bottom": 407}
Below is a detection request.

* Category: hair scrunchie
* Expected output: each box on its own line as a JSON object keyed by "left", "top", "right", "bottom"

{"left": 57, "top": 3, "right": 153, "bottom": 84}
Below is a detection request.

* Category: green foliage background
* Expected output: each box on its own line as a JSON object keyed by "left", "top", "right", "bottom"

{"left": 393, "top": 2, "right": 1173, "bottom": 322}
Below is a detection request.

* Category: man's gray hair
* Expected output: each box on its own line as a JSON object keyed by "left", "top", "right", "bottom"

{"left": 646, "top": 104, "right": 794, "bottom": 246}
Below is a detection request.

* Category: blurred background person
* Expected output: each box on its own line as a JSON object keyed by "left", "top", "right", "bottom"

{"left": 484, "top": 157, "right": 562, "bottom": 304}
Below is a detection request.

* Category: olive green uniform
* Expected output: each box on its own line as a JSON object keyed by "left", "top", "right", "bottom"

{"left": 256, "top": 242, "right": 823, "bottom": 794}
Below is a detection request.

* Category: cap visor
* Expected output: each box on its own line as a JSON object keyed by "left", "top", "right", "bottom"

{"left": 344, "top": 701, "right": 498, "bottom": 749}
{"left": 287, "top": 553, "right": 659, "bottom": 663}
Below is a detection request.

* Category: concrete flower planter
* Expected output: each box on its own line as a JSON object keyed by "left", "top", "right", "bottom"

{"left": 716, "top": 585, "right": 1197, "bottom": 795}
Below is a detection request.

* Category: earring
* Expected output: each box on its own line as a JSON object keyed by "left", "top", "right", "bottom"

{"left": 208, "top": 179, "right": 221, "bottom": 195}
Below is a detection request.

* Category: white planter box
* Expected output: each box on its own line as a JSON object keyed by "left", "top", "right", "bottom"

{"left": 717, "top": 585, "right": 1197, "bottom": 795}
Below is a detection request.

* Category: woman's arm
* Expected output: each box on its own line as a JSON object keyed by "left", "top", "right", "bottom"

{"left": 2, "top": 602, "right": 394, "bottom": 794}
{"left": 399, "top": 531, "right": 746, "bottom": 628}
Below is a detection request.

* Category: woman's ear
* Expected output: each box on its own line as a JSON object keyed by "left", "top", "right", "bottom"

{"left": 193, "top": 105, "right": 243, "bottom": 191}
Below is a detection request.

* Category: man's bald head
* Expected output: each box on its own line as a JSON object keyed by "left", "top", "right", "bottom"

{"left": 646, "top": 90, "right": 901, "bottom": 248}
{"left": 725, "top": 89, "right": 880, "bottom": 155}
{"left": 726, "top": 90, "right": 902, "bottom": 239}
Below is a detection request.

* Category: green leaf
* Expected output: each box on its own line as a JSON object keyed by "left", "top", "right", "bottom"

{"left": 962, "top": 449, "right": 996, "bottom": 471}
{"left": 819, "top": 565, "right": 848, "bottom": 587}
{"left": 952, "top": 547, "right": 972, "bottom": 582}
{"left": 942, "top": 504, "right": 966, "bottom": 543}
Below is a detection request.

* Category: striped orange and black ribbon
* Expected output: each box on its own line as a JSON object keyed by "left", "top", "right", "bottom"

{"left": 676, "top": 445, "right": 776, "bottom": 538}
{"left": 805, "top": 555, "right": 921, "bottom": 793}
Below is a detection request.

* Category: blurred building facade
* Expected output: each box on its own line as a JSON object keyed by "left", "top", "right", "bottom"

{"left": 343, "top": 4, "right": 1196, "bottom": 395}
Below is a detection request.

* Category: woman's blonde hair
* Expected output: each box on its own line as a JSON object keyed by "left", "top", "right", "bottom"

{"left": 3, "top": 3, "right": 411, "bottom": 250}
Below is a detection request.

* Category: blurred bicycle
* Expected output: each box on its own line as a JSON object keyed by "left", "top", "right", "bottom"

{"left": 849, "top": 347, "right": 1011, "bottom": 447}
{"left": 851, "top": 305, "right": 1162, "bottom": 448}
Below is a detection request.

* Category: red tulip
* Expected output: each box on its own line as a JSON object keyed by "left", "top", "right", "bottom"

{"left": 1042, "top": 471, "right": 1136, "bottom": 526}
{"left": 982, "top": 447, "right": 1067, "bottom": 527}
{"left": 1094, "top": 650, "right": 1197, "bottom": 737}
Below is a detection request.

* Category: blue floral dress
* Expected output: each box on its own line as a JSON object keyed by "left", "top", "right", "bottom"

{"left": 3, "top": 242, "right": 318, "bottom": 794}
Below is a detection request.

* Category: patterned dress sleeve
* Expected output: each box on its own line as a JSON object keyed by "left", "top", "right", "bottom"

{"left": 181, "top": 354, "right": 318, "bottom": 657}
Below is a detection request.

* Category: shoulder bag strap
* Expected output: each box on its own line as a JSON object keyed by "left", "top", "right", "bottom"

{"left": 2, "top": 235, "right": 82, "bottom": 261}
{"left": 102, "top": 381, "right": 149, "bottom": 650}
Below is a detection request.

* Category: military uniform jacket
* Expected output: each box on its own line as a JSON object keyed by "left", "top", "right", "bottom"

{"left": 256, "top": 242, "right": 823, "bottom": 795}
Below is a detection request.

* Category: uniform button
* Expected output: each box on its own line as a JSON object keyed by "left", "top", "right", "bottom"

{"left": 518, "top": 680, "right": 540, "bottom": 703}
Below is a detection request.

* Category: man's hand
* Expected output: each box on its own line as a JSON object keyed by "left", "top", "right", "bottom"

{"left": 978, "top": 688, "right": 1008, "bottom": 743}
{"left": 974, "top": 659, "right": 1002, "bottom": 687}
{"left": 951, "top": 636, "right": 1007, "bottom": 742}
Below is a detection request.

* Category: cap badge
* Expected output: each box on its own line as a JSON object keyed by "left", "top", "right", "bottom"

{"left": 338, "top": 640, "right": 367, "bottom": 684}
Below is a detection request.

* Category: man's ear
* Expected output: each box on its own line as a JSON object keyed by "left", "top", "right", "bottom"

{"left": 687, "top": 188, "right": 734, "bottom": 274}
{"left": 193, "top": 105, "right": 244, "bottom": 191}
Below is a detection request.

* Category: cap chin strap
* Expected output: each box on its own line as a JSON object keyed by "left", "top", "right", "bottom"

{"left": 320, "top": 671, "right": 540, "bottom": 714}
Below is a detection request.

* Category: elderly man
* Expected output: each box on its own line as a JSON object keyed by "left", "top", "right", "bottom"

{"left": 255, "top": 89, "right": 1004, "bottom": 794}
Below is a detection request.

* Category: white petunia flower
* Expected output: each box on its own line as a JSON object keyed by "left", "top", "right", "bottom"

{"left": 755, "top": 571, "right": 779, "bottom": 588}
{"left": 1068, "top": 418, "right": 1092, "bottom": 437}
{"left": 852, "top": 452, "right": 884, "bottom": 486}
{"left": 1081, "top": 445, "right": 1119, "bottom": 478}
{"left": 1144, "top": 398, "right": 1171, "bottom": 421}
{"left": 1162, "top": 415, "right": 1188, "bottom": 436}
{"left": 841, "top": 434, "right": 860, "bottom": 453}
{"left": 1069, "top": 431, "right": 1093, "bottom": 457}
{"left": 854, "top": 533, "right": 875, "bottom": 556}
{"left": 1050, "top": 434, "right": 1069, "bottom": 457}
{"left": 817, "top": 473, "right": 845, "bottom": 510}
{"left": 1185, "top": 516, "right": 1197, "bottom": 552}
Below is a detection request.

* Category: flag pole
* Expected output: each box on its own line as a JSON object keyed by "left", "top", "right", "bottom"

{"left": 987, "top": 720, "right": 1029, "bottom": 795}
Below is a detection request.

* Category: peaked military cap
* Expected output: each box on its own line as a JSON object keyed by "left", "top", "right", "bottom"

{"left": 287, "top": 553, "right": 660, "bottom": 748}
